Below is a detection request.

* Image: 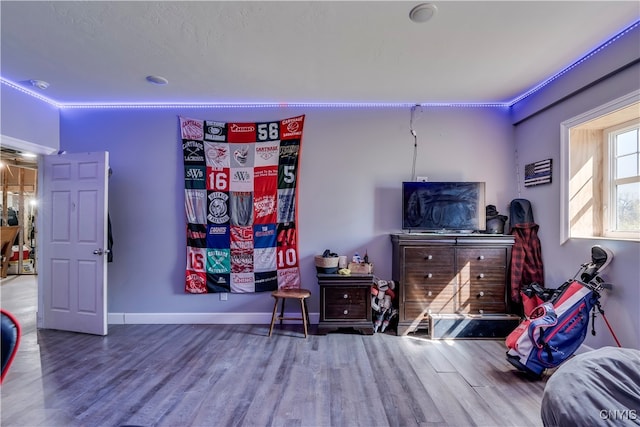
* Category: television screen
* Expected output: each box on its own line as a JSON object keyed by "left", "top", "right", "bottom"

{"left": 402, "top": 181, "right": 486, "bottom": 232}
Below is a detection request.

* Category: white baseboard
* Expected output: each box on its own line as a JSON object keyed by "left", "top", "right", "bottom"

{"left": 108, "top": 312, "right": 320, "bottom": 325}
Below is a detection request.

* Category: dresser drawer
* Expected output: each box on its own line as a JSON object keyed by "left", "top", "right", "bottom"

{"left": 404, "top": 283, "right": 455, "bottom": 304}
{"left": 456, "top": 282, "right": 507, "bottom": 314}
{"left": 458, "top": 267, "right": 506, "bottom": 287}
{"left": 403, "top": 246, "right": 455, "bottom": 284}
{"left": 403, "top": 300, "right": 453, "bottom": 320}
{"left": 404, "top": 246, "right": 455, "bottom": 266}
{"left": 456, "top": 248, "right": 507, "bottom": 268}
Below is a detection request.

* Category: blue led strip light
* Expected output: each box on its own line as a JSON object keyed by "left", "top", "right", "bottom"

{"left": 508, "top": 19, "right": 640, "bottom": 106}
{"left": 53, "top": 101, "right": 510, "bottom": 109}
{"left": 0, "top": 79, "right": 60, "bottom": 107}
{"left": 2, "top": 19, "right": 638, "bottom": 110}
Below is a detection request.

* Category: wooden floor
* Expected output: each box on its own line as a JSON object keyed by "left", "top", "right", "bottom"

{"left": 1, "top": 275, "right": 549, "bottom": 427}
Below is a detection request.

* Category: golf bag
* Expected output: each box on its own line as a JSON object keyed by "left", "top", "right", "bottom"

{"left": 505, "top": 246, "right": 614, "bottom": 377}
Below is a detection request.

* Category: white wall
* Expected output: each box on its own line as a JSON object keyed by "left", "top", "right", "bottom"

{"left": 58, "top": 106, "right": 515, "bottom": 322}
{"left": 511, "top": 25, "right": 640, "bottom": 349}
{"left": 0, "top": 84, "right": 59, "bottom": 153}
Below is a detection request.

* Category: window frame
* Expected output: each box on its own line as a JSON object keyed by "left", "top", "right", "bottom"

{"left": 560, "top": 89, "right": 640, "bottom": 244}
{"left": 603, "top": 120, "right": 640, "bottom": 239}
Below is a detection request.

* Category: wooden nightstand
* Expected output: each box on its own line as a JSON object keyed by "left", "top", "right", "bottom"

{"left": 317, "top": 274, "right": 374, "bottom": 335}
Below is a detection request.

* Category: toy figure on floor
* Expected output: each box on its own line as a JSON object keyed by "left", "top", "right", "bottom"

{"left": 371, "top": 279, "right": 398, "bottom": 333}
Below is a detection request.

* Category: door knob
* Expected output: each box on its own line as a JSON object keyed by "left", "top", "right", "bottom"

{"left": 93, "top": 248, "right": 111, "bottom": 255}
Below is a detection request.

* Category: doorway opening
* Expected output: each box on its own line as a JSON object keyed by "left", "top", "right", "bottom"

{"left": 1, "top": 148, "right": 38, "bottom": 279}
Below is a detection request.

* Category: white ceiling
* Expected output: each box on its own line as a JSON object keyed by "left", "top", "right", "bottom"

{"left": 1, "top": 1, "right": 639, "bottom": 106}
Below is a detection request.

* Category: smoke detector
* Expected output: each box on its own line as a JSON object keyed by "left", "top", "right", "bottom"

{"left": 146, "top": 75, "right": 169, "bottom": 85}
{"left": 409, "top": 3, "right": 438, "bottom": 23}
{"left": 29, "top": 79, "right": 49, "bottom": 90}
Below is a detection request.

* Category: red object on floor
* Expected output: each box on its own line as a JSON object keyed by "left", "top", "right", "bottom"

{"left": 9, "top": 246, "right": 30, "bottom": 262}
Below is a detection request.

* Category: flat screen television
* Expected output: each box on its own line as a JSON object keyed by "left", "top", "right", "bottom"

{"left": 402, "top": 181, "right": 486, "bottom": 233}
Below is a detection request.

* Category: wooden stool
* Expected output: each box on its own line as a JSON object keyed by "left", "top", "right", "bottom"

{"left": 268, "top": 288, "right": 311, "bottom": 338}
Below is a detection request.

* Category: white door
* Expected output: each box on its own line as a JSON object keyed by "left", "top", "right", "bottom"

{"left": 41, "top": 152, "right": 109, "bottom": 335}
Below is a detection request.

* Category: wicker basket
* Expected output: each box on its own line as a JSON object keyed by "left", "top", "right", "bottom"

{"left": 315, "top": 255, "right": 340, "bottom": 274}
{"left": 315, "top": 255, "right": 339, "bottom": 268}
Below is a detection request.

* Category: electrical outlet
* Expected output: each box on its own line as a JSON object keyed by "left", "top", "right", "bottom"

{"left": 220, "top": 293, "right": 228, "bottom": 301}
{"left": 417, "top": 176, "right": 428, "bottom": 182}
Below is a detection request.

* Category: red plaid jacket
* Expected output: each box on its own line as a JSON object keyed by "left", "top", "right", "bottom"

{"left": 510, "top": 223, "right": 544, "bottom": 302}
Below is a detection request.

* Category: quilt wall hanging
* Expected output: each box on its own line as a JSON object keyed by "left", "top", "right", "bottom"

{"left": 179, "top": 115, "right": 305, "bottom": 293}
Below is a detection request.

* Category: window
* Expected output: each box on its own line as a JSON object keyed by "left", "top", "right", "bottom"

{"left": 604, "top": 121, "right": 640, "bottom": 239}
{"left": 560, "top": 90, "right": 640, "bottom": 243}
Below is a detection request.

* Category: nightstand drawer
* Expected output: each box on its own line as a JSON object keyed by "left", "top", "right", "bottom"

{"left": 323, "top": 287, "right": 368, "bottom": 320}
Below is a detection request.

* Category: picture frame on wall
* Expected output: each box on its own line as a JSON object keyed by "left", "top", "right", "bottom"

{"left": 524, "top": 159, "right": 552, "bottom": 187}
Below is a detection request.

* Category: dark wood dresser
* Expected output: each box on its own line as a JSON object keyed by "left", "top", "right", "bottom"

{"left": 390, "top": 233, "right": 518, "bottom": 337}
{"left": 317, "top": 274, "right": 374, "bottom": 335}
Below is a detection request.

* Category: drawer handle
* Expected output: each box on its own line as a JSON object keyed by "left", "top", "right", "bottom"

{"left": 477, "top": 291, "right": 485, "bottom": 298}
{"left": 343, "top": 294, "right": 349, "bottom": 299}
{"left": 478, "top": 255, "right": 485, "bottom": 260}
{"left": 478, "top": 273, "right": 485, "bottom": 279}
{"left": 425, "top": 273, "right": 433, "bottom": 279}
{"left": 343, "top": 310, "right": 349, "bottom": 315}
{"left": 427, "top": 291, "right": 433, "bottom": 297}
{"left": 425, "top": 255, "right": 433, "bottom": 260}
{"left": 479, "top": 309, "right": 484, "bottom": 314}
